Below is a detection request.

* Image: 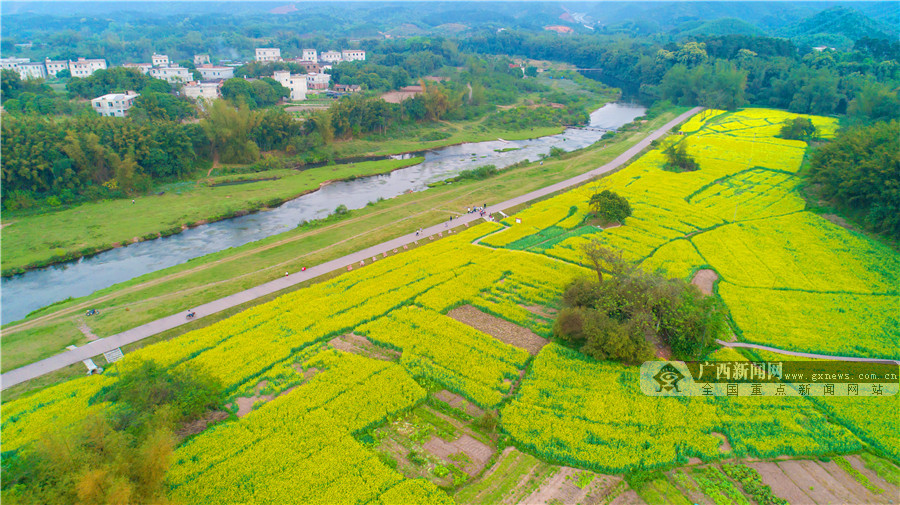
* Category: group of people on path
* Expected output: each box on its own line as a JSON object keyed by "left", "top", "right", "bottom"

{"left": 418, "top": 202, "right": 492, "bottom": 234}
{"left": 468, "top": 203, "right": 490, "bottom": 218}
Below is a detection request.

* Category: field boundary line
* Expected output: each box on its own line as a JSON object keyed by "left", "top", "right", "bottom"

{"left": 716, "top": 340, "right": 900, "bottom": 365}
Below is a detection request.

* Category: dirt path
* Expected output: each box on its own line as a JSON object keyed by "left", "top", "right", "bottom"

{"left": 691, "top": 269, "right": 718, "bottom": 295}
{"left": 77, "top": 321, "right": 100, "bottom": 342}
{"left": 448, "top": 305, "right": 547, "bottom": 355}
{"left": 1, "top": 107, "right": 705, "bottom": 390}
{"left": 716, "top": 340, "right": 900, "bottom": 365}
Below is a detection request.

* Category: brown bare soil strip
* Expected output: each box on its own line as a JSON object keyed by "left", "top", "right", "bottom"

{"left": 177, "top": 410, "right": 229, "bottom": 438}
{"left": 816, "top": 459, "right": 883, "bottom": 503}
{"left": 846, "top": 455, "right": 899, "bottom": 496}
{"left": 328, "top": 334, "right": 399, "bottom": 361}
{"left": 519, "top": 467, "right": 620, "bottom": 505}
{"left": 748, "top": 462, "right": 812, "bottom": 504}
{"left": 77, "top": 321, "right": 100, "bottom": 342}
{"left": 447, "top": 304, "right": 547, "bottom": 355}
{"left": 691, "top": 269, "right": 719, "bottom": 295}
{"left": 776, "top": 460, "right": 842, "bottom": 504}
{"left": 434, "top": 389, "right": 485, "bottom": 418}
{"left": 423, "top": 433, "right": 494, "bottom": 477}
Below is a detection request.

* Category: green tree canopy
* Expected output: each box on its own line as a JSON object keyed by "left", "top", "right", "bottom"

{"left": 589, "top": 190, "right": 632, "bottom": 226}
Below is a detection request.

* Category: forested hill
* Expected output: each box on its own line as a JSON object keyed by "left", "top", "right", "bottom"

{"left": 779, "top": 6, "right": 900, "bottom": 49}
{"left": 2, "top": 2, "right": 897, "bottom": 57}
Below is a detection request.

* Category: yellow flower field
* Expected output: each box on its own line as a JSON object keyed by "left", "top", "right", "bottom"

{"left": 3, "top": 107, "right": 895, "bottom": 500}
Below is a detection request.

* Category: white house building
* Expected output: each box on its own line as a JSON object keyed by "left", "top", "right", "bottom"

{"left": 0, "top": 57, "right": 30, "bottom": 71}
{"left": 44, "top": 59, "right": 69, "bottom": 77}
{"left": 194, "top": 54, "right": 211, "bottom": 66}
{"left": 302, "top": 48, "right": 318, "bottom": 62}
{"left": 255, "top": 48, "right": 282, "bottom": 62}
{"left": 197, "top": 65, "right": 234, "bottom": 80}
{"left": 123, "top": 63, "right": 153, "bottom": 75}
{"left": 69, "top": 58, "right": 108, "bottom": 77}
{"left": 91, "top": 91, "right": 139, "bottom": 117}
{"left": 305, "top": 72, "right": 331, "bottom": 90}
{"left": 151, "top": 54, "right": 170, "bottom": 67}
{"left": 273, "top": 70, "right": 307, "bottom": 101}
{"left": 341, "top": 50, "right": 366, "bottom": 62}
{"left": 320, "top": 51, "right": 342, "bottom": 64}
{"left": 17, "top": 62, "right": 47, "bottom": 80}
{"left": 182, "top": 81, "right": 222, "bottom": 101}
{"left": 150, "top": 65, "right": 192, "bottom": 84}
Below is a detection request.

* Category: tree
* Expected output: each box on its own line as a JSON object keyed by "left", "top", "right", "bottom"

{"left": 779, "top": 117, "right": 816, "bottom": 140}
{"left": 200, "top": 100, "right": 260, "bottom": 164}
{"left": 2, "top": 361, "right": 223, "bottom": 504}
{"left": 663, "top": 138, "right": 699, "bottom": 172}
{"left": 808, "top": 120, "right": 900, "bottom": 239}
{"left": 589, "top": 190, "right": 632, "bottom": 226}
{"left": 555, "top": 244, "right": 726, "bottom": 363}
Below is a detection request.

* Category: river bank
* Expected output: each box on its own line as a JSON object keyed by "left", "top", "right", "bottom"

{"left": 1, "top": 103, "right": 648, "bottom": 323}
{"left": 1, "top": 105, "right": 687, "bottom": 392}
{"left": 0, "top": 157, "right": 426, "bottom": 277}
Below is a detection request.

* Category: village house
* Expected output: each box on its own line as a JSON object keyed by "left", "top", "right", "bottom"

{"left": 0, "top": 57, "right": 30, "bottom": 71}
{"left": 319, "top": 51, "right": 342, "bottom": 64}
{"left": 273, "top": 70, "right": 308, "bottom": 101}
{"left": 182, "top": 81, "right": 222, "bottom": 101}
{"left": 91, "top": 91, "right": 139, "bottom": 117}
{"left": 305, "top": 72, "right": 331, "bottom": 90}
{"left": 255, "top": 48, "right": 282, "bottom": 62}
{"left": 194, "top": 54, "right": 211, "bottom": 65}
{"left": 302, "top": 49, "right": 318, "bottom": 62}
{"left": 150, "top": 65, "right": 192, "bottom": 84}
{"left": 151, "top": 53, "right": 170, "bottom": 67}
{"left": 123, "top": 63, "right": 153, "bottom": 75}
{"left": 44, "top": 59, "right": 69, "bottom": 78}
{"left": 68, "top": 58, "right": 108, "bottom": 78}
{"left": 333, "top": 83, "right": 361, "bottom": 93}
{"left": 197, "top": 65, "right": 234, "bottom": 80}
{"left": 17, "top": 62, "right": 47, "bottom": 80}
{"left": 341, "top": 50, "right": 366, "bottom": 62}
{"left": 293, "top": 60, "right": 321, "bottom": 74}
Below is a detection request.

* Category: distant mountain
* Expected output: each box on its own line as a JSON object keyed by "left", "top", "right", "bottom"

{"left": 779, "top": 6, "right": 898, "bottom": 49}
{"left": 673, "top": 18, "right": 765, "bottom": 38}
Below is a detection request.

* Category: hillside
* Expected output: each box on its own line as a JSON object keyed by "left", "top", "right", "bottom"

{"left": 780, "top": 6, "right": 899, "bottom": 49}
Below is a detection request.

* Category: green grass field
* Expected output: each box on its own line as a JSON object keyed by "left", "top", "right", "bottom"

{"left": 0, "top": 157, "right": 423, "bottom": 275}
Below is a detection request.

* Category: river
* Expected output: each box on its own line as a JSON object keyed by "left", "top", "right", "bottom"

{"left": 1, "top": 103, "right": 646, "bottom": 324}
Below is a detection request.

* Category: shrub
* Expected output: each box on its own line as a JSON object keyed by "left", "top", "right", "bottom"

{"left": 663, "top": 139, "right": 698, "bottom": 172}
{"left": 779, "top": 117, "right": 816, "bottom": 140}
{"left": 455, "top": 164, "right": 498, "bottom": 181}
{"left": 589, "top": 190, "right": 632, "bottom": 226}
{"left": 556, "top": 243, "right": 726, "bottom": 361}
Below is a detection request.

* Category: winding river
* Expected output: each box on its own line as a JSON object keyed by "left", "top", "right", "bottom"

{"left": 1, "top": 103, "right": 646, "bottom": 323}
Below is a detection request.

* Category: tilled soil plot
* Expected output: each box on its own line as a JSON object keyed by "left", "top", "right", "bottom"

{"left": 448, "top": 305, "right": 547, "bottom": 355}
{"left": 519, "top": 467, "right": 619, "bottom": 505}
{"left": 749, "top": 458, "right": 897, "bottom": 504}
{"left": 423, "top": 434, "right": 495, "bottom": 477}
